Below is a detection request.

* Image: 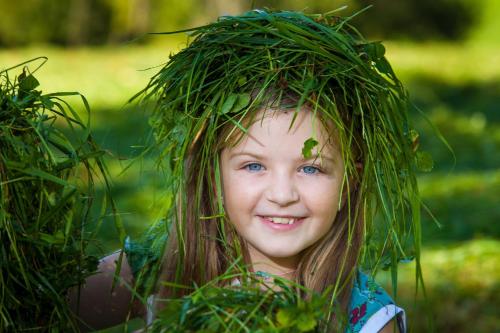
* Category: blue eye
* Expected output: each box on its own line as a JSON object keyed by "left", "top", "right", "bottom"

{"left": 245, "top": 163, "right": 263, "bottom": 172}
{"left": 302, "top": 166, "right": 320, "bottom": 174}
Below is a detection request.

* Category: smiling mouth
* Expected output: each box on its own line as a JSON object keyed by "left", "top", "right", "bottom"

{"left": 260, "top": 216, "right": 302, "bottom": 225}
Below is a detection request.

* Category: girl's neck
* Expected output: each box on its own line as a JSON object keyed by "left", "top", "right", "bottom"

{"left": 248, "top": 246, "right": 300, "bottom": 280}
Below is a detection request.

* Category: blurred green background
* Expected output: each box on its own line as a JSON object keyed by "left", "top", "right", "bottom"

{"left": 0, "top": 0, "right": 498, "bottom": 332}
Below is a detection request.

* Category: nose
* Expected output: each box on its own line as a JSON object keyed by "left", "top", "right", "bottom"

{"left": 265, "top": 172, "right": 299, "bottom": 206}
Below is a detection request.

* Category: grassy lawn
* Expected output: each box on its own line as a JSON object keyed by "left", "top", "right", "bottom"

{"left": 376, "top": 238, "right": 500, "bottom": 332}
{"left": 1, "top": 40, "right": 498, "bottom": 332}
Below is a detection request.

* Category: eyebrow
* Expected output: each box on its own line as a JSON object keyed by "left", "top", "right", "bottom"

{"left": 229, "top": 152, "right": 266, "bottom": 160}
{"left": 307, "top": 154, "right": 337, "bottom": 163}
{"left": 229, "top": 151, "right": 337, "bottom": 163}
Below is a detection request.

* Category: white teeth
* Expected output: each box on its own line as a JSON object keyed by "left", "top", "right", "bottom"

{"left": 266, "top": 217, "right": 296, "bottom": 224}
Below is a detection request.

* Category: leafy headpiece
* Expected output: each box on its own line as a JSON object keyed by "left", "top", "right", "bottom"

{"left": 137, "top": 9, "right": 423, "bottom": 285}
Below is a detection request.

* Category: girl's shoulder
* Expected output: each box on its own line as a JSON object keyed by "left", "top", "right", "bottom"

{"left": 347, "top": 271, "right": 406, "bottom": 333}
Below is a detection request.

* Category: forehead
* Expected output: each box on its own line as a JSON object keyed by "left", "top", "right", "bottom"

{"left": 225, "top": 108, "right": 338, "bottom": 156}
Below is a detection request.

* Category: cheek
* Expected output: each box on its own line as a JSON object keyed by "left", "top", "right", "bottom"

{"left": 302, "top": 179, "right": 342, "bottom": 215}
{"left": 222, "top": 172, "right": 261, "bottom": 214}
{"left": 223, "top": 172, "right": 250, "bottom": 197}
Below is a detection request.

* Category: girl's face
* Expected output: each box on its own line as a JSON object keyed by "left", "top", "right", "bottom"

{"left": 220, "top": 108, "right": 345, "bottom": 271}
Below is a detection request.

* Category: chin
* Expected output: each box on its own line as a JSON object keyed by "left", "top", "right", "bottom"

{"left": 259, "top": 247, "right": 303, "bottom": 259}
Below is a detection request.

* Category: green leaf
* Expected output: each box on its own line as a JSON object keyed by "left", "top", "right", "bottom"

{"left": 365, "top": 42, "right": 385, "bottom": 60}
{"left": 47, "top": 192, "right": 57, "bottom": 206}
{"left": 416, "top": 151, "right": 434, "bottom": 172}
{"left": 237, "top": 76, "right": 247, "bottom": 86}
{"left": 40, "top": 95, "right": 55, "bottom": 109}
{"left": 375, "top": 57, "right": 392, "bottom": 75}
{"left": 410, "top": 129, "right": 420, "bottom": 152}
{"left": 276, "top": 308, "right": 293, "bottom": 327}
{"left": 39, "top": 231, "right": 65, "bottom": 245}
{"left": 301, "top": 138, "right": 318, "bottom": 159}
{"left": 19, "top": 73, "right": 40, "bottom": 91}
{"left": 220, "top": 93, "right": 250, "bottom": 114}
{"left": 22, "top": 167, "right": 70, "bottom": 187}
{"left": 232, "top": 93, "right": 251, "bottom": 113}
{"left": 221, "top": 94, "right": 238, "bottom": 114}
{"left": 296, "top": 313, "right": 317, "bottom": 331}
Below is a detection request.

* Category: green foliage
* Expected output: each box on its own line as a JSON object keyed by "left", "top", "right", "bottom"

{"left": 467, "top": 0, "right": 500, "bottom": 44}
{"left": 0, "top": 58, "right": 110, "bottom": 331}
{"left": 351, "top": 0, "right": 481, "bottom": 41}
{"left": 379, "top": 239, "right": 500, "bottom": 333}
{"left": 301, "top": 138, "right": 318, "bottom": 159}
{"left": 221, "top": 93, "right": 251, "bottom": 115}
{"left": 0, "top": 0, "right": 200, "bottom": 47}
{"left": 0, "top": 0, "right": 493, "bottom": 47}
{"left": 152, "top": 276, "right": 334, "bottom": 332}
{"left": 419, "top": 171, "right": 500, "bottom": 242}
{"left": 410, "top": 80, "right": 500, "bottom": 172}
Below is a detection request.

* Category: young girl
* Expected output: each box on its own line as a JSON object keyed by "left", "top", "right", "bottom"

{"left": 71, "top": 9, "right": 421, "bottom": 333}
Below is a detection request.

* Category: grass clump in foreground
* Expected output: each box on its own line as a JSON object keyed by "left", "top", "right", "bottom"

{"left": 0, "top": 58, "right": 112, "bottom": 331}
{"left": 152, "top": 273, "right": 334, "bottom": 333}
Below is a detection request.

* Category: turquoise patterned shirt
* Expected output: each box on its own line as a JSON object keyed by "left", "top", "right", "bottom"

{"left": 347, "top": 271, "right": 405, "bottom": 332}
